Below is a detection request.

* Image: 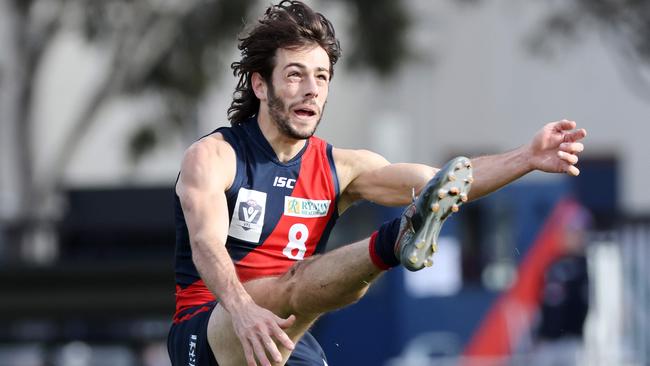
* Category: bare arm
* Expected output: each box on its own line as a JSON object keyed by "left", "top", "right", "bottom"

{"left": 334, "top": 148, "right": 438, "bottom": 211}
{"left": 177, "top": 136, "right": 294, "bottom": 366}
{"left": 177, "top": 137, "right": 246, "bottom": 313}
{"left": 469, "top": 120, "right": 586, "bottom": 199}
{"left": 336, "top": 120, "right": 586, "bottom": 209}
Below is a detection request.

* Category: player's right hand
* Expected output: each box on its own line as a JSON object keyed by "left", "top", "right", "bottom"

{"left": 526, "top": 119, "right": 586, "bottom": 176}
{"left": 230, "top": 301, "right": 296, "bottom": 366}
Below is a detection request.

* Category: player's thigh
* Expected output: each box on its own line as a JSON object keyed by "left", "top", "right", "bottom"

{"left": 207, "top": 301, "right": 299, "bottom": 365}
{"left": 207, "top": 302, "right": 321, "bottom": 366}
{"left": 207, "top": 276, "right": 319, "bottom": 365}
{"left": 207, "top": 302, "right": 245, "bottom": 365}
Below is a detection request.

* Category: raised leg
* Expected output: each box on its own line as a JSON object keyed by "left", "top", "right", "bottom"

{"left": 208, "top": 238, "right": 382, "bottom": 365}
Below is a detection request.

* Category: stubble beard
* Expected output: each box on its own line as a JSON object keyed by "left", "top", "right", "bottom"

{"left": 267, "top": 85, "right": 323, "bottom": 140}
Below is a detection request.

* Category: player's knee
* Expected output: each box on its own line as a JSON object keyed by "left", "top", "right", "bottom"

{"left": 280, "top": 259, "right": 317, "bottom": 315}
{"left": 281, "top": 259, "right": 370, "bottom": 315}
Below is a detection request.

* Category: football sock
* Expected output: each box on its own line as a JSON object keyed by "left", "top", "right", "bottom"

{"left": 369, "top": 217, "right": 401, "bottom": 270}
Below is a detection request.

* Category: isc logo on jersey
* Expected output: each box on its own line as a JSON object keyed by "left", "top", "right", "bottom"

{"left": 284, "top": 197, "right": 331, "bottom": 218}
{"left": 273, "top": 176, "right": 296, "bottom": 189}
{"left": 229, "top": 188, "right": 267, "bottom": 243}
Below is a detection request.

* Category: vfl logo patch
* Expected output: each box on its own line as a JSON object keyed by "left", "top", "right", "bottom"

{"left": 239, "top": 200, "right": 263, "bottom": 230}
{"left": 284, "top": 197, "right": 331, "bottom": 218}
{"left": 229, "top": 188, "right": 266, "bottom": 243}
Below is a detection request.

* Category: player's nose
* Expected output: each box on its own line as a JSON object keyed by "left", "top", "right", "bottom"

{"left": 302, "top": 75, "right": 319, "bottom": 99}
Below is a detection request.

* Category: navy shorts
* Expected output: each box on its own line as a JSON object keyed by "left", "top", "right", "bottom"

{"left": 168, "top": 302, "right": 328, "bottom": 366}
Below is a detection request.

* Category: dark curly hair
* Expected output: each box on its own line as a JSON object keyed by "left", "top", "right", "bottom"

{"left": 227, "top": 1, "right": 341, "bottom": 125}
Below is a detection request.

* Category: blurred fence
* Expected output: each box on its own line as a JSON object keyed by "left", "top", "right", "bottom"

{"left": 585, "top": 218, "right": 650, "bottom": 366}
{"left": 387, "top": 217, "right": 650, "bottom": 366}
{"left": 619, "top": 218, "right": 650, "bottom": 365}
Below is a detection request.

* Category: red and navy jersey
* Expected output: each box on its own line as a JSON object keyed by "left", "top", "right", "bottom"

{"left": 173, "top": 118, "right": 340, "bottom": 321}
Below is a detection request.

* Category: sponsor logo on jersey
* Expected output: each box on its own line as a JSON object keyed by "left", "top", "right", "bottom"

{"left": 229, "top": 188, "right": 266, "bottom": 243}
{"left": 284, "top": 196, "right": 331, "bottom": 218}
{"left": 188, "top": 334, "right": 197, "bottom": 366}
{"left": 273, "top": 176, "right": 296, "bottom": 189}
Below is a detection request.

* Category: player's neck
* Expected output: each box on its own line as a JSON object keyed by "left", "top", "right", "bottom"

{"left": 257, "top": 113, "right": 307, "bottom": 163}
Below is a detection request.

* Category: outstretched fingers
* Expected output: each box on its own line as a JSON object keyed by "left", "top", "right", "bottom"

{"left": 559, "top": 142, "right": 584, "bottom": 154}
{"left": 557, "top": 150, "right": 579, "bottom": 165}
{"left": 274, "top": 314, "right": 296, "bottom": 350}
{"left": 234, "top": 306, "right": 296, "bottom": 366}
{"left": 563, "top": 128, "right": 587, "bottom": 143}
{"left": 551, "top": 119, "right": 586, "bottom": 142}
{"left": 554, "top": 119, "right": 577, "bottom": 131}
{"left": 254, "top": 314, "right": 296, "bottom": 366}
{"left": 242, "top": 327, "right": 284, "bottom": 366}
{"left": 564, "top": 163, "right": 580, "bottom": 177}
{"left": 554, "top": 120, "right": 586, "bottom": 176}
{"left": 250, "top": 335, "right": 273, "bottom": 366}
{"left": 532, "top": 119, "right": 587, "bottom": 176}
{"left": 240, "top": 338, "right": 257, "bottom": 366}
{"left": 261, "top": 332, "right": 283, "bottom": 364}
{"left": 239, "top": 332, "right": 273, "bottom": 366}
{"left": 251, "top": 314, "right": 296, "bottom": 366}
{"left": 557, "top": 151, "right": 580, "bottom": 176}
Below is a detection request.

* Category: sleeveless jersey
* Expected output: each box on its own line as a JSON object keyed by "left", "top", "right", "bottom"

{"left": 173, "top": 118, "right": 340, "bottom": 321}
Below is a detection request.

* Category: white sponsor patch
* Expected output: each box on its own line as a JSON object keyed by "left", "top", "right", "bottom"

{"left": 284, "top": 196, "right": 331, "bottom": 218}
{"left": 229, "top": 188, "right": 267, "bottom": 243}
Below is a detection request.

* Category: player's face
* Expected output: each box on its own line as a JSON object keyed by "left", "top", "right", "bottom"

{"left": 267, "top": 45, "right": 330, "bottom": 140}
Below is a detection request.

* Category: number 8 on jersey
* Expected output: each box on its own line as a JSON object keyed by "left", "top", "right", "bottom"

{"left": 283, "top": 223, "right": 309, "bottom": 260}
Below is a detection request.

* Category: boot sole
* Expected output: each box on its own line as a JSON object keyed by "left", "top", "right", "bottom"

{"left": 400, "top": 156, "right": 473, "bottom": 271}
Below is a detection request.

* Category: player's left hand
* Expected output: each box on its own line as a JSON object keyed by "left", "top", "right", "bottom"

{"left": 526, "top": 119, "right": 587, "bottom": 176}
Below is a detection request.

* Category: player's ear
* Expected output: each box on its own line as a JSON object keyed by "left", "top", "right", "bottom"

{"left": 252, "top": 72, "right": 268, "bottom": 102}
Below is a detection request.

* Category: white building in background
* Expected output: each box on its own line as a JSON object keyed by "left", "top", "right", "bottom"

{"left": 3, "top": 0, "right": 649, "bottom": 214}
